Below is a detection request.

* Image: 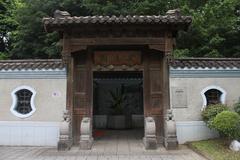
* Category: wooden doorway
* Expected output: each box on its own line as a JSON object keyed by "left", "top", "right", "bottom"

{"left": 71, "top": 50, "right": 166, "bottom": 144}
{"left": 92, "top": 71, "right": 144, "bottom": 139}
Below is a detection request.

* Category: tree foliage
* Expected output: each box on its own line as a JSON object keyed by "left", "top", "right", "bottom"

{"left": 0, "top": 0, "right": 18, "bottom": 59}
{"left": 176, "top": 0, "right": 240, "bottom": 58}
{"left": 10, "top": 0, "right": 89, "bottom": 59}
{"left": 0, "top": 0, "right": 240, "bottom": 59}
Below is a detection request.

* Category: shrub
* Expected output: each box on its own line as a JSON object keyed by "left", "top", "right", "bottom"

{"left": 212, "top": 111, "right": 240, "bottom": 139}
{"left": 234, "top": 102, "right": 240, "bottom": 115}
{"left": 201, "top": 104, "right": 229, "bottom": 124}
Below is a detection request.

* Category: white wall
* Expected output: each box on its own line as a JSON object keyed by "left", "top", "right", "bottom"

{"left": 176, "top": 121, "right": 219, "bottom": 144}
{"left": 170, "top": 77, "right": 240, "bottom": 121}
{"left": 0, "top": 76, "right": 66, "bottom": 146}
{"left": 0, "top": 79, "right": 66, "bottom": 121}
{"left": 170, "top": 74, "right": 240, "bottom": 143}
{"left": 0, "top": 121, "right": 59, "bottom": 146}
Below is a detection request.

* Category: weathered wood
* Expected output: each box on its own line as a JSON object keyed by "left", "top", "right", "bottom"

{"left": 148, "top": 44, "right": 165, "bottom": 52}
{"left": 86, "top": 51, "right": 93, "bottom": 117}
{"left": 94, "top": 51, "right": 141, "bottom": 66}
{"left": 143, "top": 50, "right": 165, "bottom": 143}
{"left": 63, "top": 27, "right": 175, "bottom": 146}
{"left": 162, "top": 31, "right": 173, "bottom": 112}
{"left": 62, "top": 33, "right": 71, "bottom": 64}
{"left": 66, "top": 57, "right": 74, "bottom": 110}
{"left": 71, "top": 45, "right": 87, "bottom": 53}
{"left": 72, "top": 51, "right": 93, "bottom": 144}
{"left": 164, "top": 31, "right": 174, "bottom": 53}
{"left": 53, "top": 12, "right": 184, "bottom": 149}
{"left": 92, "top": 64, "right": 143, "bottom": 71}
{"left": 71, "top": 38, "right": 165, "bottom": 46}
{"left": 162, "top": 31, "right": 174, "bottom": 146}
{"left": 69, "top": 25, "right": 166, "bottom": 38}
{"left": 143, "top": 51, "right": 150, "bottom": 116}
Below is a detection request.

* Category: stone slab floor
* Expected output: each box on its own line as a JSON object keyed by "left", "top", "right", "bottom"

{"left": 0, "top": 130, "right": 206, "bottom": 160}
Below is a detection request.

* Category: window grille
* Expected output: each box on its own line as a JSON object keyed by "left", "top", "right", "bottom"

{"left": 205, "top": 89, "right": 222, "bottom": 105}
{"left": 15, "top": 89, "right": 33, "bottom": 114}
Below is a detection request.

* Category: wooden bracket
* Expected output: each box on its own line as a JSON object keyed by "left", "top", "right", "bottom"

{"left": 165, "top": 52, "right": 174, "bottom": 65}
{"left": 62, "top": 51, "right": 71, "bottom": 65}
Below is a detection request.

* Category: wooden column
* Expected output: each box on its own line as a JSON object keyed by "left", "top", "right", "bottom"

{"left": 162, "top": 31, "right": 173, "bottom": 114}
{"left": 143, "top": 50, "right": 164, "bottom": 143}
{"left": 144, "top": 31, "right": 174, "bottom": 143}
{"left": 61, "top": 32, "right": 74, "bottom": 147}
{"left": 72, "top": 51, "right": 93, "bottom": 144}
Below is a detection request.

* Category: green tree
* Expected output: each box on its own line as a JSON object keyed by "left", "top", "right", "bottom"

{"left": 82, "top": 0, "right": 178, "bottom": 15}
{"left": 0, "top": 0, "right": 18, "bottom": 59}
{"left": 10, "top": 0, "right": 89, "bottom": 59}
{"left": 2, "top": 0, "right": 240, "bottom": 59}
{"left": 176, "top": 0, "right": 240, "bottom": 57}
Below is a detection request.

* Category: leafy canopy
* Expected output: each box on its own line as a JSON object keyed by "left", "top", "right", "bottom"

{"left": 0, "top": 0, "right": 239, "bottom": 59}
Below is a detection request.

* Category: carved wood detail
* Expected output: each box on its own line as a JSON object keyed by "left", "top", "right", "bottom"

{"left": 94, "top": 51, "right": 141, "bottom": 66}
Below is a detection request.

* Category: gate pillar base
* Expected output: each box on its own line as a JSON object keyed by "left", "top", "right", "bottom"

{"left": 164, "top": 137, "right": 178, "bottom": 150}
{"left": 79, "top": 137, "right": 93, "bottom": 150}
{"left": 58, "top": 138, "right": 72, "bottom": 151}
{"left": 79, "top": 117, "right": 93, "bottom": 150}
{"left": 143, "top": 117, "right": 157, "bottom": 149}
{"left": 58, "top": 110, "right": 72, "bottom": 151}
{"left": 164, "top": 110, "right": 178, "bottom": 150}
{"left": 143, "top": 137, "right": 157, "bottom": 149}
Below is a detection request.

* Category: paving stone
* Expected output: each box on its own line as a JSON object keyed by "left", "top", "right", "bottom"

{"left": 0, "top": 130, "right": 206, "bottom": 160}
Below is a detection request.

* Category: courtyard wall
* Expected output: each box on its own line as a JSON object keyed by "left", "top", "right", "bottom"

{"left": 0, "top": 70, "right": 66, "bottom": 146}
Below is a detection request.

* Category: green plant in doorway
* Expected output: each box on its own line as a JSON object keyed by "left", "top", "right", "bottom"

{"left": 108, "top": 85, "right": 128, "bottom": 115}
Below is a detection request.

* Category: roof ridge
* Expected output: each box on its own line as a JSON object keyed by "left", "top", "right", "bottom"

{"left": 0, "top": 59, "right": 62, "bottom": 63}
{"left": 175, "top": 58, "right": 240, "bottom": 61}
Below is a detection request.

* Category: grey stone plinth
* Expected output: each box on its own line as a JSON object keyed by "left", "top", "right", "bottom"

{"left": 164, "top": 137, "right": 178, "bottom": 150}
{"left": 58, "top": 140, "right": 72, "bottom": 151}
{"left": 164, "top": 110, "right": 178, "bottom": 150}
{"left": 143, "top": 137, "right": 157, "bottom": 149}
{"left": 79, "top": 137, "right": 93, "bottom": 150}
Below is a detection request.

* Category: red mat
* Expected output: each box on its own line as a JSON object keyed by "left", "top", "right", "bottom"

{"left": 93, "top": 130, "right": 105, "bottom": 138}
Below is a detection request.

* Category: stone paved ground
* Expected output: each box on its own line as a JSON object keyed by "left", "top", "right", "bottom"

{"left": 0, "top": 130, "right": 206, "bottom": 160}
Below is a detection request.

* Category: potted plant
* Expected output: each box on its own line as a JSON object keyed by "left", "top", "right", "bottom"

{"left": 107, "top": 85, "right": 128, "bottom": 129}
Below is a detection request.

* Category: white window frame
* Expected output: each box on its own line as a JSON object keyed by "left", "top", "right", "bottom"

{"left": 10, "top": 85, "right": 36, "bottom": 118}
{"left": 200, "top": 85, "right": 226, "bottom": 109}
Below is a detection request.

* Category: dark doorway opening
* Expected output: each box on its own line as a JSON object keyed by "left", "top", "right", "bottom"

{"left": 93, "top": 71, "right": 144, "bottom": 139}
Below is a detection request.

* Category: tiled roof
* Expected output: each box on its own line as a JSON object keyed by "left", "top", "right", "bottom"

{"left": 0, "top": 58, "right": 240, "bottom": 71}
{"left": 43, "top": 15, "right": 192, "bottom": 25}
{"left": 0, "top": 59, "right": 64, "bottom": 71}
{"left": 171, "top": 58, "right": 240, "bottom": 69}
{"left": 43, "top": 10, "right": 192, "bottom": 31}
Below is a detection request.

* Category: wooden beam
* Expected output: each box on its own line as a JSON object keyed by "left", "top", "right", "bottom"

{"left": 71, "top": 45, "right": 87, "bottom": 53}
{"left": 148, "top": 44, "right": 165, "bottom": 52}
{"left": 70, "top": 37, "right": 165, "bottom": 46}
